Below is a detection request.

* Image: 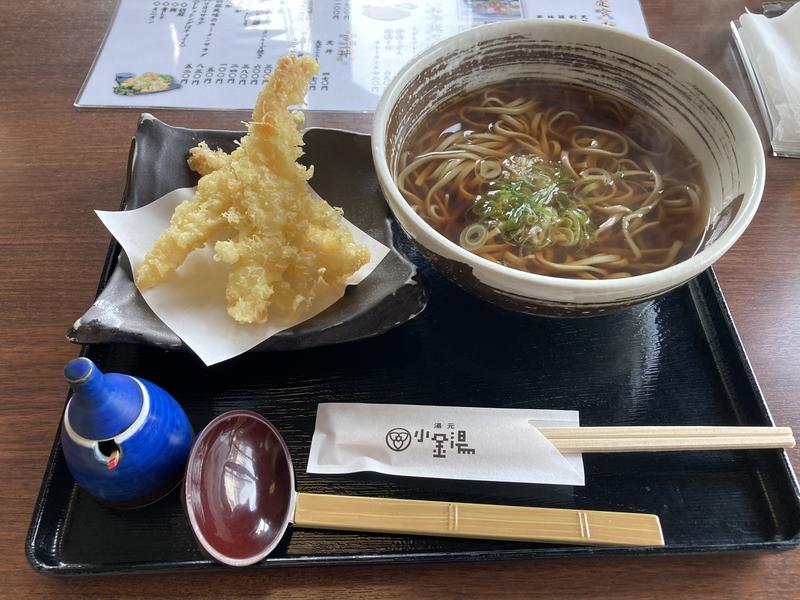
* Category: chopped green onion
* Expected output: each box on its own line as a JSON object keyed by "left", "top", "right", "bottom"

{"left": 468, "top": 155, "right": 594, "bottom": 252}
{"left": 459, "top": 223, "right": 489, "bottom": 250}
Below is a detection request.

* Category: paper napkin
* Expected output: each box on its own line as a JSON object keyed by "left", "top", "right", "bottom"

{"left": 738, "top": 4, "right": 800, "bottom": 156}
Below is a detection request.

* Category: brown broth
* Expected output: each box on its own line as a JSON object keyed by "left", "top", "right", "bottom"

{"left": 397, "top": 81, "right": 708, "bottom": 279}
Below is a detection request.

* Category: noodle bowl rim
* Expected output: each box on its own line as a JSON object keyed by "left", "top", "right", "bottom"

{"left": 372, "top": 20, "right": 764, "bottom": 301}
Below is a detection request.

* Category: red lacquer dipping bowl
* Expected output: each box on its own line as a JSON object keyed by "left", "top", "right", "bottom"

{"left": 184, "top": 411, "right": 296, "bottom": 566}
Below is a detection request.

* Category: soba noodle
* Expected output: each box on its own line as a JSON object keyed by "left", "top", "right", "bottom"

{"left": 396, "top": 82, "right": 708, "bottom": 279}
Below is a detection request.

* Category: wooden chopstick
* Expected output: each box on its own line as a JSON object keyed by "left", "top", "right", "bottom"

{"left": 539, "top": 426, "right": 794, "bottom": 439}
{"left": 295, "top": 492, "right": 664, "bottom": 547}
{"left": 548, "top": 436, "right": 795, "bottom": 453}
{"left": 536, "top": 426, "right": 795, "bottom": 453}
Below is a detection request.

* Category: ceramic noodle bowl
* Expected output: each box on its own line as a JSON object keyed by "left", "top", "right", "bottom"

{"left": 372, "top": 20, "right": 764, "bottom": 316}
{"left": 60, "top": 357, "right": 194, "bottom": 507}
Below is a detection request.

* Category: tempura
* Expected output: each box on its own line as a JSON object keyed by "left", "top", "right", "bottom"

{"left": 134, "top": 55, "right": 370, "bottom": 324}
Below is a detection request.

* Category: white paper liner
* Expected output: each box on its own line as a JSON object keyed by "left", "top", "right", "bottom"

{"left": 97, "top": 187, "right": 390, "bottom": 365}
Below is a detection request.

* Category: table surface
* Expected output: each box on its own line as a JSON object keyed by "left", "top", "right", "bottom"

{"left": 2, "top": 1, "right": 799, "bottom": 597}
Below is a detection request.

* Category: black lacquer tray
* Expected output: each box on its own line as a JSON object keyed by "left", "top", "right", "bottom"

{"left": 27, "top": 129, "right": 800, "bottom": 575}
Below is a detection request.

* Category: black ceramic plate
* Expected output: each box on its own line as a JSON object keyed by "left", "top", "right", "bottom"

{"left": 67, "top": 115, "right": 428, "bottom": 352}
{"left": 27, "top": 244, "right": 800, "bottom": 572}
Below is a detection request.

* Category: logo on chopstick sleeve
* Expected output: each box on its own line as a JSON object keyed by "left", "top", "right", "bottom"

{"left": 385, "top": 423, "right": 477, "bottom": 457}
{"left": 385, "top": 428, "right": 412, "bottom": 451}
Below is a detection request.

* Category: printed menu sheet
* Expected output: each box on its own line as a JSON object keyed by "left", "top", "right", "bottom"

{"left": 77, "top": 0, "right": 648, "bottom": 111}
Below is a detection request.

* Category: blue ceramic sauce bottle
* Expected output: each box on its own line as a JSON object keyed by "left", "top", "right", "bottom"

{"left": 60, "top": 357, "right": 193, "bottom": 507}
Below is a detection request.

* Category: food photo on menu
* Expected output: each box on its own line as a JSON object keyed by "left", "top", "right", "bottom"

{"left": 5, "top": 0, "right": 800, "bottom": 598}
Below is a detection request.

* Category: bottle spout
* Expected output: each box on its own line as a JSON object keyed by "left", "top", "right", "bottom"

{"left": 64, "top": 357, "right": 94, "bottom": 384}
{"left": 64, "top": 358, "right": 143, "bottom": 440}
{"left": 65, "top": 357, "right": 108, "bottom": 405}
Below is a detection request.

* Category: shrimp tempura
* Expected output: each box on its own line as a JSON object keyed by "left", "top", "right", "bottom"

{"left": 134, "top": 55, "right": 369, "bottom": 324}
